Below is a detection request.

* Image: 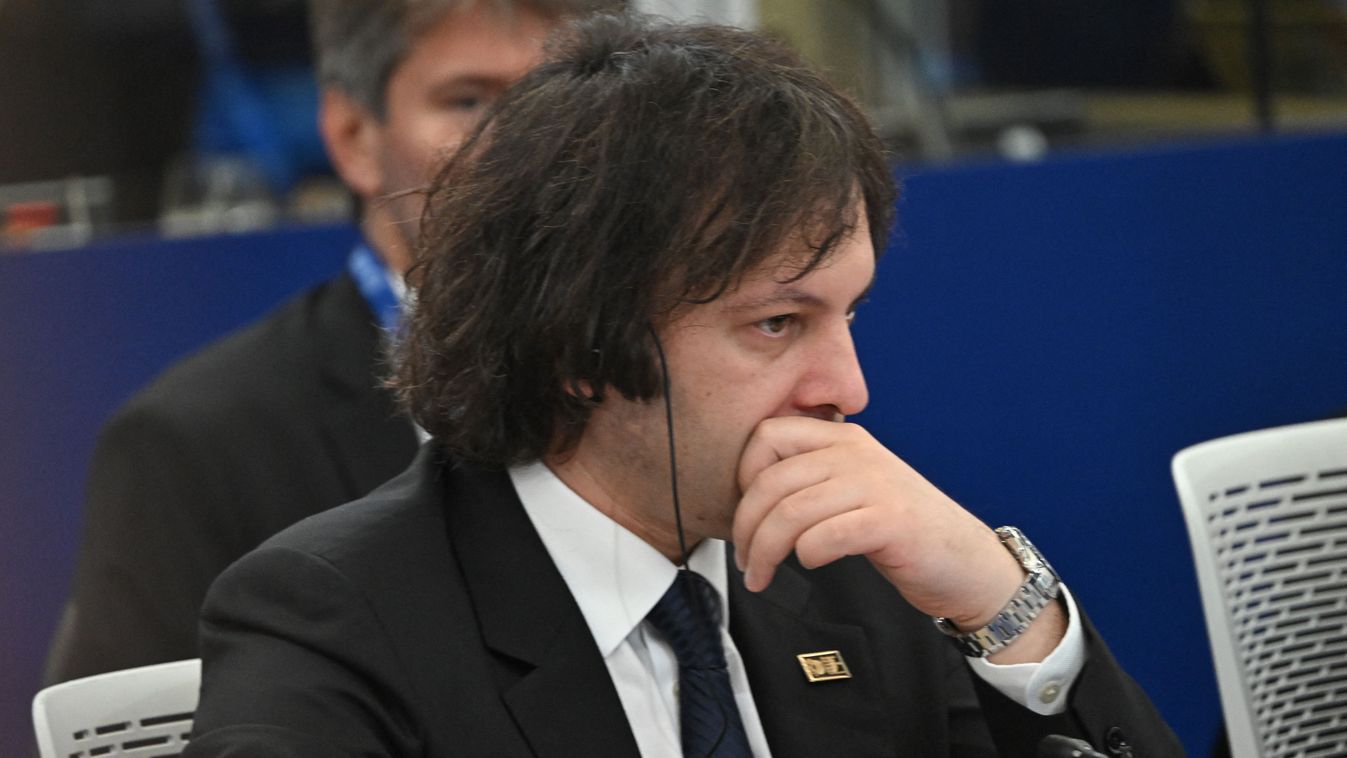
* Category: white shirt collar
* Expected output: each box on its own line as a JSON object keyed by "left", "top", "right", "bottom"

{"left": 509, "top": 460, "right": 730, "bottom": 657}
{"left": 385, "top": 264, "right": 409, "bottom": 304}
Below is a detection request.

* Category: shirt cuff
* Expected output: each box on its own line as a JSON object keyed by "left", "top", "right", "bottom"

{"left": 964, "top": 584, "right": 1085, "bottom": 716}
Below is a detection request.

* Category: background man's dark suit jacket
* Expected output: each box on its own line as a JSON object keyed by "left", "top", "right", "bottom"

{"left": 46, "top": 274, "right": 420, "bottom": 683}
{"left": 185, "top": 447, "right": 1182, "bottom": 757}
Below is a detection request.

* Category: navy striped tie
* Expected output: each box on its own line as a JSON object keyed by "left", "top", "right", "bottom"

{"left": 646, "top": 570, "right": 753, "bottom": 758}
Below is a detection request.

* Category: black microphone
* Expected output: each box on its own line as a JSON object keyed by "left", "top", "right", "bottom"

{"left": 1038, "top": 734, "right": 1109, "bottom": 758}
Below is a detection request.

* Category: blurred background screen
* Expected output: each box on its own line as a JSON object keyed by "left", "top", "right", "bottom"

{"left": 4, "top": 0, "right": 1346, "bottom": 244}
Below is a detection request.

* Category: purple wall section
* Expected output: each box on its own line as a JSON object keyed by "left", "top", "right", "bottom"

{"left": 4, "top": 133, "right": 1346, "bottom": 754}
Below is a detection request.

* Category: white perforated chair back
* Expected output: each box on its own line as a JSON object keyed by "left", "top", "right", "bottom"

{"left": 1173, "top": 418, "right": 1347, "bottom": 758}
{"left": 32, "top": 659, "right": 201, "bottom": 758}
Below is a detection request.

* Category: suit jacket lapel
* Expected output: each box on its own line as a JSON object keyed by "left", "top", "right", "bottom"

{"left": 729, "top": 556, "right": 896, "bottom": 758}
{"left": 435, "top": 459, "right": 896, "bottom": 758}
{"left": 444, "top": 463, "right": 642, "bottom": 758}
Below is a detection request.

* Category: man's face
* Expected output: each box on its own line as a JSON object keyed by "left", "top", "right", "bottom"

{"left": 341, "top": 3, "right": 557, "bottom": 269}
{"left": 576, "top": 214, "right": 876, "bottom": 551}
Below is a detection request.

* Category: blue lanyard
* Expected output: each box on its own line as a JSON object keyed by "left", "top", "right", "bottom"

{"left": 347, "top": 244, "right": 403, "bottom": 333}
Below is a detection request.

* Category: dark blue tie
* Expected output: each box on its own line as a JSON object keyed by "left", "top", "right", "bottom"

{"left": 646, "top": 570, "right": 753, "bottom": 758}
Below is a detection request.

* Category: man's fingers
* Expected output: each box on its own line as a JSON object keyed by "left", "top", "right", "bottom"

{"left": 794, "top": 508, "right": 894, "bottom": 571}
{"left": 739, "top": 479, "right": 865, "bottom": 592}
{"left": 732, "top": 450, "right": 835, "bottom": 558}
{"left": 736, "top": 417, "right": 859, "bottom": 493}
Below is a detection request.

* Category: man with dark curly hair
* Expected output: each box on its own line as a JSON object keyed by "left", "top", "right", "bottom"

{"left": 186, "top": 14, "right": 1180, "bottom": 757}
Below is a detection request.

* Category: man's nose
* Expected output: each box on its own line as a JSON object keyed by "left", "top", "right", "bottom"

{"left": 796, "top": 326, "right": 869, "bottom": 419}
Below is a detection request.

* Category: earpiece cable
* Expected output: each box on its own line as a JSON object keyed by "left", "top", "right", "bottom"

{"left": 650, "top": 327, "right": 732, "bottom": 756}
{"left": 648, "top": 327, "right": 690, "bottom": 570}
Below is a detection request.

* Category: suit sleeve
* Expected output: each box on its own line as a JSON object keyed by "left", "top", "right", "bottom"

{"left": 966, "top": 609, "right": 1184, "bottom": 757}
{"left": 185, "top": 546, "right": 421, "bottom": 758}
{"left": 46, "top": 403, "right": 248, "bottom": 683}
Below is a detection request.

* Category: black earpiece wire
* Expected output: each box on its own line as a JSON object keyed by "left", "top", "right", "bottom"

{"left": 648, "top": 326, "right": 732, "bottom": 756}
{"left": 648, "top": 326, "right": 690, "bottom": 570}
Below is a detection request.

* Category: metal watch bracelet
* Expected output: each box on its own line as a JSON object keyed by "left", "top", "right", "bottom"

{"left": 933, "top": 526, "right": 1062, "bottom": 658}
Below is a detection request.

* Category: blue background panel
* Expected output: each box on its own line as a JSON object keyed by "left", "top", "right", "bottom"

{"left": 853, "top": 132, "right": 1347, "bottom": 753}
{"left": 3, "top": 133, "right": 1346, "bottom": 755}
{"left": 0, "top": 225, "right": 355, "bottom": 753}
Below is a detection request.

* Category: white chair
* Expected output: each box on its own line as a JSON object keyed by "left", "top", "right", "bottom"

{"left": 1173, "top": 418, "right": 1347, "bottom": 758}
{"left": 33, "top": 659, "right": 201, "bottom": 758}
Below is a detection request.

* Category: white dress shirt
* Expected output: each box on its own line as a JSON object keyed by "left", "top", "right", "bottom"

{"left": 509, "top": 461, "right": 1085, "bottom": 757}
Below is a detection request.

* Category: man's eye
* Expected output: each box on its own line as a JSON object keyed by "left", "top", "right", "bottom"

{"left": 757, "top": 315, "right": 794, "bottom": 336}
{"left": 431, "top": 88, "right": 493, "bottom": 113}
{"left": 845, "top": 310, "right": 857, "bottom": 325}
{"left": 442, "top": 96, "right": 485, "bottom": 112}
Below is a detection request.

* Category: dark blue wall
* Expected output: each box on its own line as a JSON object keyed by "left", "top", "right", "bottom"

{"left": 0, "top": 225, "right": 356, "bottom": 753}
{"left": 4, "top": 133, "right": 1346, "bottom": 754}
{"left": 852, "top": 131, "right": 1347, "bottom": 753}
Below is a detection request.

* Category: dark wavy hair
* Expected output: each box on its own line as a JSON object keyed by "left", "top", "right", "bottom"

{"left": 393, "top": 13, "right": 897, "bottom": 466}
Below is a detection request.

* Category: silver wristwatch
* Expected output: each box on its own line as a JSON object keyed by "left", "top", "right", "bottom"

{"left": 933, "top": 526, "right": 1062, "bottom": 658}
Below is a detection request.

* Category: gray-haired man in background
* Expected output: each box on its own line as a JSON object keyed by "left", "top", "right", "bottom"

{"left": 47, "top": 0, "right": 619, "bottom": 684}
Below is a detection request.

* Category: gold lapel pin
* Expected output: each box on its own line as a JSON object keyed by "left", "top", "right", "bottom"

{"left": 796, "top": 650, "right": 851, "bottom": 683}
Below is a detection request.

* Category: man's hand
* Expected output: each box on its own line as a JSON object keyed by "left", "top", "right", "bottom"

{"left": 732, "top": 417, "right": 1065, "bottom": 663}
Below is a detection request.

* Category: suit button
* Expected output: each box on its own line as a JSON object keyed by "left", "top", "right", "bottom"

{"left": 1104, "top": 726, "right": 1132, "bottom": 756}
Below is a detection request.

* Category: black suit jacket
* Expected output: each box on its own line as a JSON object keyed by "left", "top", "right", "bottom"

{"left": 47, "top": 273, "right": 421, "bottom": 683}
{"left": 185, "top": 447, "right": 1181, "bottom": 757}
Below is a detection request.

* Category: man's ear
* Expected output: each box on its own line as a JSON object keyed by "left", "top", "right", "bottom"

{"left": 319, "top": 88, "right": 384, "bottom": 201}
{"left": 565, "top": 378, "right": 601, "bottom": 402}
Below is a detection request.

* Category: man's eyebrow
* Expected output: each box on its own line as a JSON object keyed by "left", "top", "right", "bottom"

{"left": 429, "top": 76, "right": 505, "bottom": 90}
{"left": 723, "top": 278, "right": 876, "bottom": 313}
{"left": 850, "top": 279, "right": 875, "bottom": 311}
{"left": 722, "top": 288, "right": 824, "bottom": 313}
